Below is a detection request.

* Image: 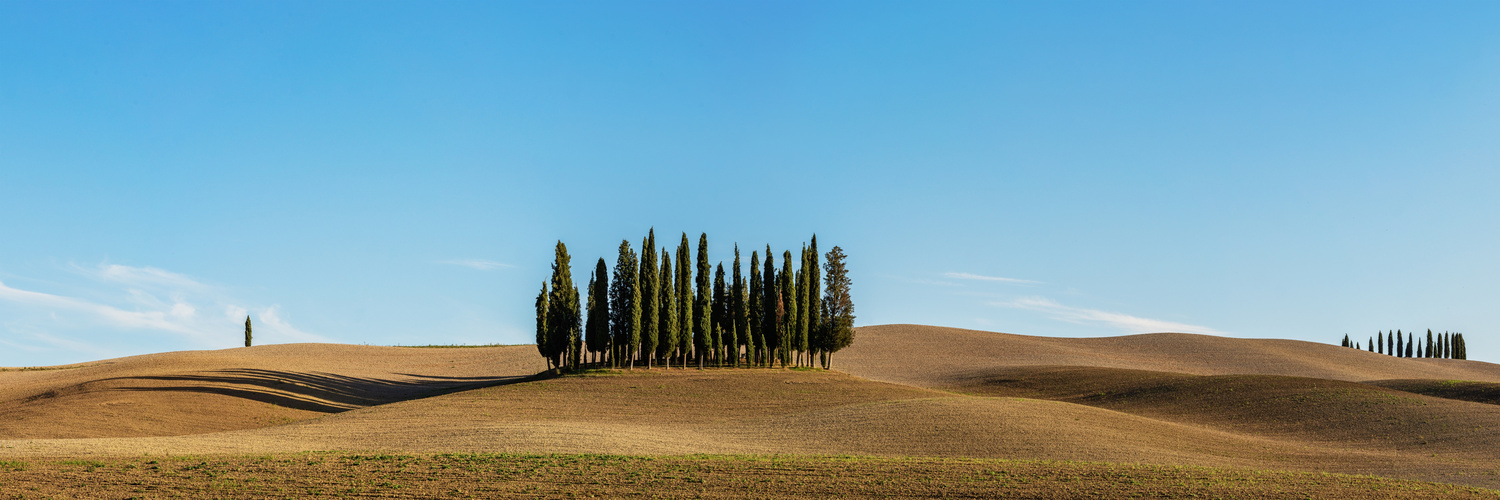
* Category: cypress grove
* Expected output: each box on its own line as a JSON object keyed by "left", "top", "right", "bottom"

{"left": 536, "top": 233, "right": 854, "bottom": 373}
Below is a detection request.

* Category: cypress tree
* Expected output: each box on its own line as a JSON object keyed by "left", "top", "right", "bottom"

{"left": 609, "top": 240, "right": 640, "bottom": 370}
{"left": 713, "top": 263, "right": 728, "bottom": 366}
{"left": 795, "top": 245, "right": 810, "bottom": 367}
{"left": 749, "top": 250, "right": 763, "bottom": 366}
{"left": 1427, "top": 330, "right": 1434, "bottom": 358}
{"left": 807, "top": 236, "right": 824, "bottom": 368}
{"left": 696, "top": 233, "right": 712, "bottom": 367}
{"left": 1405, "top": 337, "right": 1413, "bottom": 358}
{"left": 1416, "top": 340, "right": 1423, "bottom": 359}
{"left": 733, "top": 246, "right": 748, "bottom": 368}
{"left": 585, "top": 258, "right": 610, "bottom": 366}
{"left": 1377, "top": 331, "right": 1382, "bottom": 355}
{"left": 640, "top": 232, "right": 659, "bottom": 369}
{"left": 780, "top": 250, "right": 796, "bottom": 368}
{"left": 762, "top": 246, "right": 780, "bottom": 367}
{"left": 677, "top": 234, "right": 693, "bottom": 366}
{"left": 659, "top": 252, "right": 677, "bottom": 368}
{"left": 535, "top": 281, "right": 550, "bottom": 370}
{"left": 1341, "top": 334, "right": 1349, "bottom": 348}
{"left": 1356, "top": 342, "right": 1361, "bottom": 350}
{"left": 547, "top": 241, "right": 581, "bottom": 371}
{"left": 1367, "top": 337, "right": 1373, "bottom": 352}
{"left": 821, "top": 245, "right": 855, "bottom": 369}
{"left": 1396, "top": 330, "right": 1403, "bottom": 357}
{"left": 1456, "top": 334, "right": 1466, "bottom": 360}
{"left": 244, "top": 316, "right": 253, "bottom": 348}
{"left": 1443, "top": 332, "right": 1450, "bottom": 359}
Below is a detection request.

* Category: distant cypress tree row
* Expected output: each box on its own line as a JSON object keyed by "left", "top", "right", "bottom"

{"left": 1342, "top": 328, "right": 1475, "bottom": 363}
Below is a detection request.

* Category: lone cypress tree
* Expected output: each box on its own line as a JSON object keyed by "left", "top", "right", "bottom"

{"left": 659, "top": 252, "right": 677, "bottom": 367}
{"left": 609, "top": 240, "right": 640, "bottom": 370}
{"left": 548, "top": 241, "right": 582, "bottom": 371}
{"left": 676, "top": 234, "right": 693, "bottom": 366}
{"left": 821, "top": 245, "right": 855, "bottom": 369}
{"left": 535, "top": 281, "right": 550, "bottom": 369}
{"left": 749, "top": 250, "right": 763, "bottom": 366}
{"left": 244, "top": 316, "right": 253, "bottom": 348}
{"left": 733, "top": 246, "right": 748, "bottom": 367}
{"left": 640, "top": 232, "right": 659, "bottom": 369}
{"left": 696, "top": 233, "right": 712, "bottom": 367}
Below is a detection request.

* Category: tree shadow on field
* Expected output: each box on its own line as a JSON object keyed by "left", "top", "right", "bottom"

{"left": 107, "top": 369, "right": 540, "bottom": 413}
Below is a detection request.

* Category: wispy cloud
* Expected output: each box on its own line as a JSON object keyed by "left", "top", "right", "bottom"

{"left": 945, "top": 272, "right": 1042, "bottom": 285}
{"left": 438, "top": 259, "right": 513, "bottom": 271}
{"left": 0, "top": 264, "right": 328, "bottom": 362}
{"left": 995, "top": 296, "right": 1226, "bottom": 335}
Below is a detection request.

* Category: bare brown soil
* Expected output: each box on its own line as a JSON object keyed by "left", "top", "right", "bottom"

{"left": 837, "top": 324, "right": 1500, "bottom": 387}
{"left": 0, "top": 343, "right": 545, "bottom": 438}
{"left": 1370, "top": 379, "right": 1500, "bottom": 406}
{"left": 2, "top": 453, "right": 1494, "bottom": 499}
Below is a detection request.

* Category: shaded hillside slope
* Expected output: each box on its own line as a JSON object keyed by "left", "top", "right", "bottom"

{"left": 6, "top": 369, "right": 1500, "bottom": 489}
{"left": 838, "top": 324, "right": 1500, "bottom": 387}
{"left": 942, "top": 365, "right": 1500, "bottom": 457}
{"left": 0, "top": 344, "right": 545, "bottom": 438}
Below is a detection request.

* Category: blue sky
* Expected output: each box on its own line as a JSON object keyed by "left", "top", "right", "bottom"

{"left": 3, "top": 1, "right": 1498, "bottom": 366}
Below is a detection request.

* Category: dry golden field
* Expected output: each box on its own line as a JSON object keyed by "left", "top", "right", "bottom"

{"left": 3, "top": 325, "right": 1499, "bottom": 498}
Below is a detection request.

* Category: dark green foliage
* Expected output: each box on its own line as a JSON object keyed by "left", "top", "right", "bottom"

{"left": 779, "top": 250, "right": 796, "bottom": 368}
{"left": 807, "top": 236, "right": 824, "bottom": 368}
{"left": 609, "top": 240, "right": 640, "bottom": 369}
{"left": 795, "top": 245, "right": 810, "bottom": 367}
{"left": 713, "top": 263, "right": 728, "bottom": 366}
{"left": 547, "top": 241, "right": 581, "bottom": 371}
{"left": 1397, "top": 330, "right": 1403, "bottom": 357}
{"left": 1340, "top": 334, "right": 1348, "bottom": 348}
{"left": 640, "top": 231, "right": 659, "bottom": 369}
{"left": 676, "top": 234, "right": 693, "bottom": 366}
{"left": 535, "top": 281, "right": 549, "bottom": 367}
{"left": 821, "top": 245, "right": 855, "bottom": 368}
{"left": 244, "top": 316, "right": 252, "bottom": 348}
{"left": 1427, "top": 330, "right": 1434, "bottom": 358}
{"left": 762, "top": 246, "right": 780, "bottom": 367}
{"left": 1367, "top": 337, "right": 1373, "bottom": 352}
{"left": 733, "top": 246, "right": 748, "bottom": 367}
{"left": 748, "top": 250, "right": 763, "bottom": 366}
{"left": 1405, "top": 337, "right": 1412, "bottom": 358}
{"left": 694, "top": 233, "right": 712, "bottom": 367}
{"left": 659, "top": 252, "right": 677, "bottom": 366}
{"left": 585, "top": 258, "right": 610, "bottom": 365}
{"left": 1455, "top": 333, "right": 1467, "bottom": 360}
{"left": 1389, "top": 330, "right": 1395, "bottom": 356}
